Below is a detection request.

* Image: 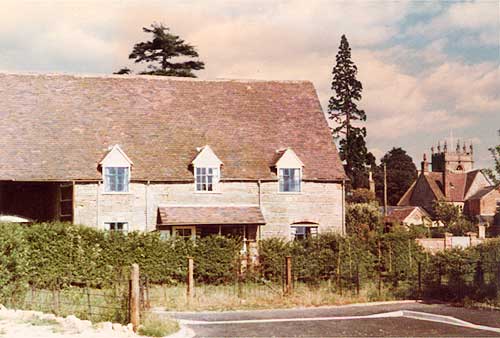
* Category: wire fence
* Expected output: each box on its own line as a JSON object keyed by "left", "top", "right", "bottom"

{"left": 5, "top": 251, "right": 500, "bottom": 322}
{"left": 5, "top": 279, "right": 131, "bottom": 324}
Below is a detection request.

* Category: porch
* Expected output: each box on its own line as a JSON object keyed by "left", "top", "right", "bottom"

{"left": 156, "top": 205, "right": 265, "bottom": 254}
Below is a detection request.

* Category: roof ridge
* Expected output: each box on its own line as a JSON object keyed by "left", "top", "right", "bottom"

{"left": 0, "top": 71, "right": 312, "bottom": 84}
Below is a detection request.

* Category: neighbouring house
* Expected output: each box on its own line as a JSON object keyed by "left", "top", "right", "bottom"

{"left": 398, "top": 141, "right": 498, "bottom": 225}
{"left": 383, "top": 206, "right": 432, "bottom": 227}
{"left": 0, "top": 73, "right": 347, "bottom": 253}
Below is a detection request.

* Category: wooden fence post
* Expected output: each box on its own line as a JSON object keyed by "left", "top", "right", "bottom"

{"left": 355, "top": 263, "right": 360, "bottom": 295}
{"left": 418, "top": 261, "right": 422, "bottom": 296}
{"left": 378, "top": 240, "right": 382, "bottom": 297}
{"left": 130, "top": 264, "right": 140, "bottom": 332}
{"left": 86, "top": 286, "right": 92, "bottom": 318}
{"left": 285, "top": 256, "right": 292, "bottom": 295}
{"left": 187, "top": 257, "right": 194, "bottom": 302}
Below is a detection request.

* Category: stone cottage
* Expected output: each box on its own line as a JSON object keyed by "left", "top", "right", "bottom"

{"left": 0, "top": 73, "right": 347, "bottom": 245}
{"left": 398, "top": 141, "right": 498, "bottom": 224}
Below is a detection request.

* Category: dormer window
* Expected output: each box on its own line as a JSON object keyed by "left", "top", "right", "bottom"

{"left": 275, "top": 148, "right": 304, "bottom": 193}
{"left": 279, "top": 168, "right": 301, "bottom": 192}
{"left": 105, "top": 167, "right": 129, "bottom": 192}
{"left": 100, "top": 145, "right": 133, "bottom": 194}
{"left": 196, "top": 167, "right": 219, "bottom": 192}
{"left": 192, "top": 145, "right": 223, "bottom": 193}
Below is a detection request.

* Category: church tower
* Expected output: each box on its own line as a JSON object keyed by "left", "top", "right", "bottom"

{"left": 431, "top": 140, "right": 474, "bottom": 172}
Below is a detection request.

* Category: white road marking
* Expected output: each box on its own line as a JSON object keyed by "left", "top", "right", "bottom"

{"left": 179, "top": 310, "right": 500, "bottom": 334}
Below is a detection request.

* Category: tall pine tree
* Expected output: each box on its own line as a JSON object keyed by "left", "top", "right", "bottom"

{"left": 328, "top": 35, "right": 373, "bottom": 189}
{"left": 125, "top": 23, "right": 205, "bottom": 77}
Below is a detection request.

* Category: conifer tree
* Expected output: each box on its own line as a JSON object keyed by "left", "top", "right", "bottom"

{"left": 127, "top": 23, "right": 204, "bottom": 77}
{"left": 328, "top": 35, "right": 373, "bottom": 189}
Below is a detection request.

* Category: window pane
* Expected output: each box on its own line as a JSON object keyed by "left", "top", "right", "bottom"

{"left": 195, "top": 167, "right": 220, "bottom": 191}
{"left": 105, "top": 167, "right": 129, "bottom": 192}
{"left": 279, "top": 168, "right": 301, "bottom": 192}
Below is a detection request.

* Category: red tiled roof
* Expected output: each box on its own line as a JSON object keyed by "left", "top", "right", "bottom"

{"left": 384, "top": 206, "right": 430, "bottom": 223}
{"left": 464, "top": 170, "right": 480, "bottom": 194}
{"left": 386, "top": 206, "right": 416, "bottom": 221}
{"left": 157, "top": 206, "right": 265, "bottom": 225}
{"left": 424, "top": 172, "right": 446, "bottom": 200}
{"left": 467, "top": 186, "right": 496, "bottom": 200}
{"left": 444, "top": 171, "right": 467, "bottom": 202}
{"left": 0, "top": 73, "right": 346, "bottom": 182}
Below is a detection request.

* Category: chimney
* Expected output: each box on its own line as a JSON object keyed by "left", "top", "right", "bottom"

{"left": 369, "top": 171, "right": 375, "bottom": 193}
{"left": 443, "top": 169, "right": 451, "bottom": 199}
{"left": 421, "top": 153, "right": 429, "bottom": 173}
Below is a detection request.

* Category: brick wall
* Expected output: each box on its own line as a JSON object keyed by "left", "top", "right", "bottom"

{"left": 73, "top": 180, "right": 344, "bottom": 239}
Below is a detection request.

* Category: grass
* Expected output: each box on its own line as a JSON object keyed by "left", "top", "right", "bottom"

{"left": 138, "top": 314, "right": 179, "bottom": 337}
{"left": 7, "top": 285, "right": 128, "bottom": 324}
{"left": 148, "top": 281, "right": 399, "bottom": 311}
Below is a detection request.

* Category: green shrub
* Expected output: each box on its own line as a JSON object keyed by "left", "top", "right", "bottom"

{"left": 346, "top": 203, "right": 383, "bottom": 238}
{"left": 0, "top": 222, "right": 30, "bottom": 305}
{"left": 138, "top": 315, "right": 179, "bottom": 337}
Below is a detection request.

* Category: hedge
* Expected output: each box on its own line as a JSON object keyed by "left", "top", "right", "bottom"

{"left": 1, "top": 222, "right": 498, "bottom": 306}
{"left": 0, "top": 222, "right": 242, "bottom": 291}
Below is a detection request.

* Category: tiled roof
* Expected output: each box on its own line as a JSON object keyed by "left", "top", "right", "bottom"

{"left": 445, "top": 172, "right": 467, "bottom": 202}
{"left": 424, "top": 172, "right": 446, "bottom": 200}
{"left": 467, "top": 186, "right": 496, "bottom": 201}
{"left": 157, "top": 206, "right": 265, "bottom": 225}
{"left": 0, "top": 73, "right": 346, "bottom": 182}
{"left": 464, "top": 170, "right": 480, "bottom": 194}
{"left": 404, "top": 169, "right": 490, "bottom": 203}
{"left": 384, "top": 206, "right": 429, "bottom": 223}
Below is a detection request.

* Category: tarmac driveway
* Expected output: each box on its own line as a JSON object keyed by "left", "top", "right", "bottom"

{"left": 156, "top": 301, "right": 500, "bottom": 337}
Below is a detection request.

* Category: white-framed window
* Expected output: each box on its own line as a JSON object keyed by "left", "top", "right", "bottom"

{"left": 104, "top": 222, "right": 129, "bottom": 233}
{"left": 292, "top": 225, "right": 317, "bottom": 240}
{"left": 279, "top": 168, "right": 301, "bottom": 192}
{"left": 195, "top": 167, "right": 220, "bottom": 192}
{"left": 172, "top": 226, "right": 196, "bottom": 239}
{"left": 104, "top": 167, "right": 129, "bottom": 192}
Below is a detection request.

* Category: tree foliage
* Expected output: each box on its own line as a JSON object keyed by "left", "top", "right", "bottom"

{"left": 113, "top": 67, "right": 131, "bottom": 75}
{"left": 346, "top": 203, "right": 383, "bottom": 239}
{"left": 328, "top": 35, "right": 373, "bottom": 189}
{"left": 432, "top": 201, "right": 476, "bottom": 236}
{"left": 484, "top": 145, "right": 500, "bottom": 187}
{"left": 126, "top": 23, "right": 205, "bottom": 77}
{"left": 374, "top": 148, "right": 417, "bottom": 205}
{"left": 347, "top": 188, "right": 378, "bottom": 205}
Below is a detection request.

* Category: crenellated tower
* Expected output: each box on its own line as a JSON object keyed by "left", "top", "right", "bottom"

{"left": 431, "top": 140, "right": 474, "bottom": 172}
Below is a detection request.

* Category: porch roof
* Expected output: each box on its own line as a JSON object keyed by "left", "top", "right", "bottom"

{"left": 157, "top": 206, "right": 266, "bottom": 226}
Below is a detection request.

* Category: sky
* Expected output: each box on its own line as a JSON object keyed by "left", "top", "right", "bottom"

{"left": 1, "top": 0, "right": 499, "bottom": 169}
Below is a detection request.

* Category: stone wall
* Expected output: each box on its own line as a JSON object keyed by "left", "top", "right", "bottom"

{"left": 73, "top": 180, "right": 344, "bottom": 239}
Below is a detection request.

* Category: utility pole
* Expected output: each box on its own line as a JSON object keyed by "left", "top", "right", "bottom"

{"left": 383, "top": 162, "right": 388, "bottom": 216}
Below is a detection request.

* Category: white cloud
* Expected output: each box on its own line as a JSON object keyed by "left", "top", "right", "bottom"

{"left": 406, "top": 0, "right": 500, "bottom": 45}
{"left": 0, "top": 0, "right": 497, "bottom": 168}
